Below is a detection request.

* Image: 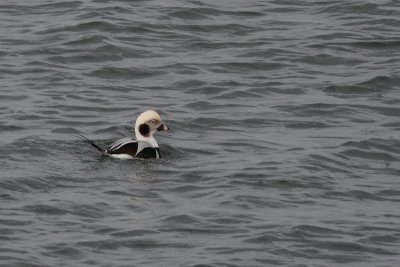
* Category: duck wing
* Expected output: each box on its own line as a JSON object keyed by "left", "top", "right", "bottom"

{"left": 106, "top": 138, "right": 138, "bottom": 157}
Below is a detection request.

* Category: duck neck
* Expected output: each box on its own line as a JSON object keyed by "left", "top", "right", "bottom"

{"left": 135, "top": 128, "right": 159, "bottom": 148}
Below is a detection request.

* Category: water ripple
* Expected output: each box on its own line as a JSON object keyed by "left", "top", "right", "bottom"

{"left": 1, "top": 0, "right": 400, "bottom": 266}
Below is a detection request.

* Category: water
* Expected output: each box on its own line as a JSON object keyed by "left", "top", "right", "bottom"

{"left": 1, "top": 0, "right": 400, "bottom": 266}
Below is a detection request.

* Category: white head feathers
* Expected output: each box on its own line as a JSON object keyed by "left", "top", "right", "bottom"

{"left": 134, "top": 110, "right": 168, "bottom": 146}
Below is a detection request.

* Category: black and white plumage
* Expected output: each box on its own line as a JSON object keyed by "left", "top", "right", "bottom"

{"left": 105, "top": 138, "right": 161, "bottom": 159}
{"left": 80, "top": 110, "right": 168, "bottom": 159}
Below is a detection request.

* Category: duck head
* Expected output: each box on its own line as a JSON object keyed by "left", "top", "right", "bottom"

{"left": 134, "top": 110, "right": 169, "bottom": 142}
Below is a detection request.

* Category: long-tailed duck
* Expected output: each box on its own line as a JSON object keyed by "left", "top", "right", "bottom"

{"left": 79, "top": 110, "right": 169, "bottom": 159}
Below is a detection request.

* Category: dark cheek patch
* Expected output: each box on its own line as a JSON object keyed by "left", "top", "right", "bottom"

{"left": 139, "top": 123, "right": 150, "bottom": 137}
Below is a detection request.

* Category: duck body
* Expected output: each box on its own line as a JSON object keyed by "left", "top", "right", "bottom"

{"left": 79, "top": 110, "right": 168, "bottom": 160}
{"left": 105, "top": 138, "right": 161, "bottom": 159}
{"left": 106, "top": 110, "right": 168, "bottom": 159}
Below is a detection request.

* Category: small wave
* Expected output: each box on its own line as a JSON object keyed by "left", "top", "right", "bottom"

{"left": 0, "top": 125, "right": 24, "bottom": 132}
{"left": 284, "top": 121, "right": 331, "bottom": 129}
{"left": 62, "top": 34, "right": 106, "bottom": 46}
{"left": 88, "top": 67, "right": 166, "bottom": 80}
{"left": 368, "top": 234, "right": 399, "bottom": 244}
{"left": 348, "top": 40, "right": 400, "bottom": 49}
{"left": 340, "top": 138, "right": 400, "bottom": 163}
{"left": 42, "top": 245, "right": 82, "bottom": 259}
{"left": 293, "top": 53, "right": 365, "bottom": 66}
{"left": 22, "top": 204, "right": 67, "bottom": 215}
{"left": 307, "top": 240, "right": 395, "bottom": 255}
{"left": 159, "top": 143, "right": 193, "bottom": 161}
{"left": 341, "top": 138, "right": 400, "bottom": 154}
{"left": 184, "top": 101, "right": 220, "bottom": 110}
{"left": 340, "top": 149, "right": 397, "bottom": 162}
{"left": 38, "top": 21, "right": 118, "bottom": 34}
{"left": 185, "top": 85, "right": 228, "bottom": 95}
{"left": 34, "top": 1, "right": 82, "bottom": 11}
{"left": 324, "top": 76, "right": 400, "bottom": 96}
{"left": 348, "top": 190, "right": 386, "bottom": 201}
{"left": 168, "top": 6, "right": 265, "bottom": 21}
{"left": 211, "top": 90, "right": 261, "bottom": 100}
{"left": 315, "top": 2, "right": 382, "bottom": 16}
{"left": 167, "top": 9, "right": 210, "bottom": 20}
{"left": 51, "top": 127, "right": 82, "bottom": 134}
{"left": 275, "top": 103, "right": 355, "bottom": 118}
{"left": 170, "top": 79, "right": 208, "bottom": 90}
{"left": 160, "top": 214, "right": 202, "bottom": 225}
{"left": 290, "top": 224, "right": 345, "bottom": 238}
{"left": 175, "top": 23, "right": 260, "bottom": 36}
{"left": 211, "top": 62, "right": 287, "bottom": 73}
{"left": 0, "top": 94, "right": 29, "bottom": 101}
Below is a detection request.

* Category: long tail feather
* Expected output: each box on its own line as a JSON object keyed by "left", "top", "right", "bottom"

{"left": 77, "top": 133, "right": 104, "bottom": 153}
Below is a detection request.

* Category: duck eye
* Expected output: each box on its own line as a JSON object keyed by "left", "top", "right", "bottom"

{"left": 150, "top": 120, "right": 156, "bottom": 124}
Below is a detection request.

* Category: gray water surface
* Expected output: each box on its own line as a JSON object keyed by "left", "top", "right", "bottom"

{"left": 1, "top": 1, "right": 400, "bottom": 266}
